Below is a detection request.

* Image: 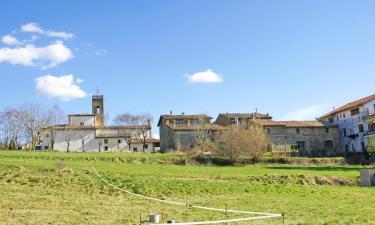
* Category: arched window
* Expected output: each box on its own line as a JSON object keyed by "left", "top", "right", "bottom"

{"left": 324, "top": 140, "right": 334, "bottom": 149}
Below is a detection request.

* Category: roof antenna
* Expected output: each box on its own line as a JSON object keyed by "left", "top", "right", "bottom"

{"left": 95, "top": 87, "right": 100, "bottom": 95}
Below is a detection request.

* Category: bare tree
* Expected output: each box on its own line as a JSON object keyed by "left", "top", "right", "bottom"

{"left": 125, "top": 136, "right": 133, "bottom": 151}
{"left": 64, "top": 126, "right": 73, "bottom": 152}
{"left": 113, "top": 113, "right": 153, "bottom": 125}
{"left": 47, "top": 105, "right": 64, "bottom": 150}
{"left": 216, "top": 125, "right": 270, "bottom": 163}
{"left": 18, "top": 103, "right": 53, "bottom": 150}
{"left": 114, "top": 113, "right": 153, "bottom": 152}
{"left": 194, "top": 123, "right": 217, "bottom": 155}
{"left": 79, "top": 133, "right": 85, "bottom": 152}
{"left": 0, "top": 108, "right": 24, "bottom": 150}
{"left": 139, "top": 124, "right": 151, "bottom": 152}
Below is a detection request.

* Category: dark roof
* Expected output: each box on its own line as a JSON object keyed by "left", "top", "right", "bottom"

{"left": 256, "top": 120, "right": 337, "bottom": 128}
{"left": 320, "top": 93, "right": 375, "bottom": 119}
{"left": 68, "top": 113, "right": 96, "bottom": 117}
{"left": 163, "top": 124, "right": 225, "bottom": 131}
{"left": 215, "top": 113, "right": 272, "bottom": 122}
{"left": 157, "top": 114, "right": 212, "bottom": 126}
{"left": 42, "top": 124, "right": 150, "bottom": 130}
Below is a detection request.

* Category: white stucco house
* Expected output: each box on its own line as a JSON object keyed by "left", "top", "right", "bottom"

{"left": 40, "top": 94, "right": 159, "bottom": 152}
{"left": 320, "top": 94, "right": 375, "bottom": 153}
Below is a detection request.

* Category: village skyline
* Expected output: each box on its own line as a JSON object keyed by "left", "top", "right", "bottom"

{"left": 1, "top": 1, "right": 375, "bottom": 135}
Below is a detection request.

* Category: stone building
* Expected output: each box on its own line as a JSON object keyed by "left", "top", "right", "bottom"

{"left": 40, "top": 94, "right": 159, "bottom": 152}
{"left": 158, "top": 114, "right": 223, "bottom": 151}
{"left": 214, "top": 112, "right": 272, "bottom": 126}
{"left": 214, "top": 112, "right": 340, "bottom": 154}
{"left": 255, "top": 120, "right": 340, "bottom": 154}
{"left": 319, "top": 93, "right": 375, "bottom": 153}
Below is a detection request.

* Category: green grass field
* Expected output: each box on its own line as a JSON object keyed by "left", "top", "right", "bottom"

{"left": 0, "top": 151, "right": 374, "bottom": 225}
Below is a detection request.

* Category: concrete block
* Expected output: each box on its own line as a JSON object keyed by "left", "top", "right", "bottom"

{"left": 360, "top": 169, "right": 375, "bottom": 187}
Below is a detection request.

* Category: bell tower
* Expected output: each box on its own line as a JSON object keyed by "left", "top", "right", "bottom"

{"left": 92, "top": 92, "right": 104, "bottom": 127}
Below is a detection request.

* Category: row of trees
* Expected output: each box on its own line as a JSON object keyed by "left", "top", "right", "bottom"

{"left": 0, "top": 104, "right": 64, "bottom": 150}
{"left": 193, "top": 125, "right": 270, "bottom": 163}
{"left": 113, "top": 113, "right": 153, "bottom": 152}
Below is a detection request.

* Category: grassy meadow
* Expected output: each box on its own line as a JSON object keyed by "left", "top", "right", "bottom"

{"left": 0, "top": 151, "right": 374, "bottom": 225}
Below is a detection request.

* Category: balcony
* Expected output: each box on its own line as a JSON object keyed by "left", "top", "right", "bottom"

{"left": 362, "top": 112, "right": 375, "bottom": 119}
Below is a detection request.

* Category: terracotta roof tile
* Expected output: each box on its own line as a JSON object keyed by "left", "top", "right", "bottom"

{"left": 256, "top": 120, "right": 337, "bottom": 128}
{"left": 320, "top": 94, "right": 375, "bottom": 119}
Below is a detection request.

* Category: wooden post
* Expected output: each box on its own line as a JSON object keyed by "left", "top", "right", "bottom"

{"left": 282, "top": 213, "right": 285, "bottom": 225}
{"left": 148, "top": 199, "right": 150, "bottom": 215}
{"left": 139, "top": 213, "right": 142, "bottom": 225}
{"left": 225, "top": 203, "right": 229, "bottom": 225}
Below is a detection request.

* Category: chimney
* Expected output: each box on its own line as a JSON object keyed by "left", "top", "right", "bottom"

{"left": 170, "top": 110, "right": 173, "bottom": 115}
{"left": 182, "top": 112, "right": 185, "bottom": 116}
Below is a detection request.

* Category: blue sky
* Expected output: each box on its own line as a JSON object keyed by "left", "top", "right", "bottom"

{"left": 1, "top": 0, "right": 375, "bottom": 136}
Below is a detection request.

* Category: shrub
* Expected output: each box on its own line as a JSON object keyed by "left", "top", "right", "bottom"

{"left": 215, "top": 125, "right": 270, "bottom": 163}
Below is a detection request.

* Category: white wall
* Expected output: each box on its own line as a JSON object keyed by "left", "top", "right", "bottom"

{"left": 41, "top": 128, "right": 156, "bottom": 152}
{"left": 323, "top": 101, "right": 375, "bottom": 152}
{"left": 69, "top": 116, "right": 96, "bottom": 126}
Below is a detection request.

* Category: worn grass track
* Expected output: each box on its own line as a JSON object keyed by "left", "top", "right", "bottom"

{"left": 0, "top": 151, "right": 374, "bottom": 225}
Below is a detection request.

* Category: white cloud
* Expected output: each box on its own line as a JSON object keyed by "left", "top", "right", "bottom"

{"left": 21, "top": 23, "right": 43, "bottom": 33}
{"left": 186, "top": 69, "right": 223, "bottom": 84}
{"left": 35, "top": 74, "right": 87, "bottom": 101}
{"left": 1, "top": 34, "right": 21, "bottom": 45}
{"left": 0, "top": 41, "right": 73, "bottom": 69}
{"left": 152, "top": 133, "right": 160, "bottom": 139}
{"left": 21, "top": 22, "right": 74, "bottom": 40}
{"left": 279, "top": 104, "right": 330, "bottom": 120}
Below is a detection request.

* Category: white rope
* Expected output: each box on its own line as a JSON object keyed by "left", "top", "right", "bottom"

{"left": 92, "top": 167, "right": 283, "bottom": 224}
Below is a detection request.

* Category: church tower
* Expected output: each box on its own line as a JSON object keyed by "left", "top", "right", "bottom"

{"left": 92, "top": 93, "right": 104, "bottom": 127}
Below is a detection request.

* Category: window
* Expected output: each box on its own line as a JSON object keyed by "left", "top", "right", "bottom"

{"left": 104, "top": 146, "right": 108, "bottom": 151}
{"left": 46, "top": 134, "right": 49, "bottom": 138}
{"left": 144, "top": 144, "right": 148, "bottom": 149}
{"left": 96, "top": 106, "right": 101, "bottom": 114}
{"left": 118, "top": 139, "right": 121, "bottom": 144}
{"left": 343, "top": 113, "right": 346, "bottom": 118}
{"left": 176, "top": 119, "right": 186, "bottom": 125}
{"left": 296, "top": 128, "right": 300, "bottom": 134}
{"left": 80, "top": 122, "right": 84, "bottom": 126}
{"left": 323, "top": 140, "right": 334, "bottom": 149}
{"left": 345, "top": 144, "right": 349, "bottom": 152}
{"left": 328, "top": 117, "right": 334, "bottom": 123}
{"left": 358, "top": 124, "right": 364, "bottom": 133}
{"left": 192, "top": 119, "right": 199, "bottom": 125}
{"left": 104, "top": 139, "right": 108, "bottom": 144}
{"left": 343, "top": 128, "right": 347, "bottom": 137}
{"left": 350, "top": 108, "right": 360, "bottom": 116}
{"left": 336, "top": 115, "right": 339, "bottom": 121}
{"left": 266, "top": 128, "right": 271, "bottom": 134}
{"left": 133, "top": 147, "right": 138, "bottom": 152}
{"left": 365, "top": 108, "right": 370, "bottom": 116}
{"left": 325, "top": 128, "right": 329, "bottom": 133}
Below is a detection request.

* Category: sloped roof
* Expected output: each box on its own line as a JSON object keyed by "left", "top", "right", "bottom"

{"left": 320, "top": 94, "right": 375, "bottom": 119}
{"left": 217, "top": 112, "right": 272, "bottom": 120}
{"left": 68, "top": 113, "right": 96, "bottom": 117}
{"left": 157, "top": 114, "right": 212, "bottom": 126}
{"left": 42, "top": 124, "right": 151, "bottom": 130}
{"left": 256, "top": 120, "right": 337, "bottom": 128}
{"left": 163, "top": 124, "right": 225, "bottom": 131}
